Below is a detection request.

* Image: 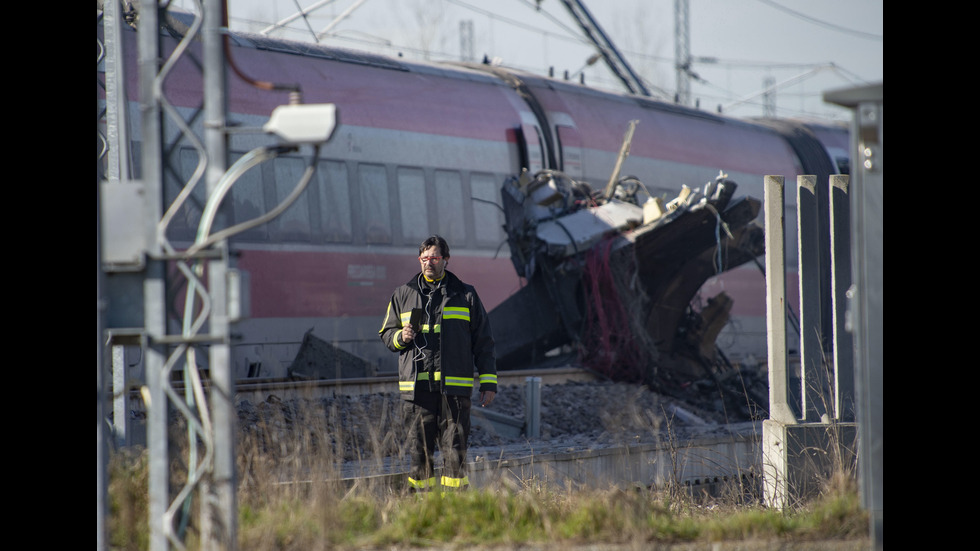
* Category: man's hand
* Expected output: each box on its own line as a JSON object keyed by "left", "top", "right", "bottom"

{"left": 480, "top": 390, "right": 495, "bottom": 407}
{"left": 401, "top": 324, "right": 415, "bottom": 343}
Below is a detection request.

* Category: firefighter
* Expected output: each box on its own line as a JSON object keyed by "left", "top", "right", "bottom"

{"left": 379, "top": 235, "right": 497, "bottom": 491}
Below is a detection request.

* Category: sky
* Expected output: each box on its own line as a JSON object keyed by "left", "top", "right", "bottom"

{"left": 183, "top": 0, "right": 883, "bottom": 123}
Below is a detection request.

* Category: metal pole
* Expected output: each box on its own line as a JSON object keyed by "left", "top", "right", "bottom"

{"left": 103, "top": 0, "right": 133, "bottom": 453}
{"left": 138, "top": 1, "right": 170, "bottom": 548}
{"left": 674, "top": 0, "right": 690, "bottom": 105}
{"left": 98, "top": 2, "right": 121, "bottom": 547}
{"left": 825, "top": 82, "right": 883, "bottom": 549}
{"left": 111, "top": 345, "right": 128, "bottom": 446}
{"left": 204, "top": 0, "right": 237, "bottom": 548}
{"left": 852, "top": 96, "right": 884, "bottom": 551}
{"left": 525, "top": 377, "right": 541, "bottom": 438}
{"left": 97, "top": 103, "right": 108, "bottom": 551}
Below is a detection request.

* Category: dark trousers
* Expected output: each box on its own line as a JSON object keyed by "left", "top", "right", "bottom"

{"left": 404, "top": 390, "right": 471, "bottom": 489}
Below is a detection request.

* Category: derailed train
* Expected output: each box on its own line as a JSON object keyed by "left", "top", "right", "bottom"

{"left": 98, "top": 11, "right": 848, "bottom": 381}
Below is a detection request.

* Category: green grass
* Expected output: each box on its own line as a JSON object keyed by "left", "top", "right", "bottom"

{"left": 106, "top": 448, "right": 869, "bottom": 550}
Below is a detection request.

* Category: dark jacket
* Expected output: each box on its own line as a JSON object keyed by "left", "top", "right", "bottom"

{"left": 379, "top": 270, "right": 497, "bottom": 400}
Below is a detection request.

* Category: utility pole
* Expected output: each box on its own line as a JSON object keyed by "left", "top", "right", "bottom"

{"left": 99, "top": 2, "right": 239, "bottom": 548}
{"left": 763, "top": 76, "right": 776, "bottom": 117}
{"left": 460, "top": 19, "right": 474, "bottom": 62}
{"left": 674, "top": 0, "right": 691, "bottom": 105}
{"left": 203, "top": 0, "right": 238, "bottom": 546}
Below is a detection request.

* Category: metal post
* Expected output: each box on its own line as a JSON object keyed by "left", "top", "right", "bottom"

{"left": 826, "top": 83, "right": 883, "bottom": 548}
{"left": 797, "top": 175, "right": 828, "bottom": 422}
{"left": 112, "top": 345, "right": 127, "bottom": 446}
{"left": 674, "top": 0, "right": 691, "bottom": 105}
{"left": 203, "top": 0, "right": 237, "bottom": 547}
{"left": 853, "top": 111, "right": 883, "bottom": 551}
{"left": 137, "top": 3, "right": 170, "bottom": 550}
{"left": 764, "top": 176, "right": 796, "bottom": 424}
{"left": 525, "top": 377, "right": 541, "bottom": 438}
{"left": 97, "top": 114, "right": 107, "bottom": 551}
{"left": 829, "top": 175, "right": 854, "bottom": 421}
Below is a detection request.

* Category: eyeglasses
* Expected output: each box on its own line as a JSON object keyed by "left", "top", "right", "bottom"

{"left": 419, "top": 256, "right": 443, "bottom": 263}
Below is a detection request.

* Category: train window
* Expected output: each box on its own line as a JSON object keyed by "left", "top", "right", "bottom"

{"left": 273, "top": 156, "right": 313, "bottom": 242}
{"left": 316, "top": 160, "right": 351, "bottom": 242}
{"left": 397, "top": 167, "right": 429, "bottom": 243}
{"left": 359, "top": 163, "right": 391, "bottom": 244}
{"left": 556, "top": 126, "right": 583, "bottom": 179}
{"left": 471, "top": 172, "right": 504, "bottom": 246}
{"left": 434, "top": 170, "right": 466, "bottom": 243}
{"left": 229, "top": 151, "right": 268, "bottom": 242}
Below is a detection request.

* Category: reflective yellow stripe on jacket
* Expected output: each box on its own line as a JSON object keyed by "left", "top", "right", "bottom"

{"left": 444, "top": 376, "right": 473, "bottom": 388}
{"left": 443, "top": 306, "right": 470, "bottom": 321}
{"left": 394, "top": 305, "right": 477, "bottom": 393}
{"left": 400, "top": 371, "right": 482, "bottom": 392}
{"left": 399, "top": 311, "right": 440, "bottom": 333}
{"left": 400, "top": 371, "right": 446, "bottom": 392}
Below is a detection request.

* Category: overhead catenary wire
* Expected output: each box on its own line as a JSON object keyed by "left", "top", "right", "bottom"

{"left": 752, "top": 0, "right": 883, "bottom": 41}
{"left": 259, "top": 0, "right": 340, "bottom": 37}
{"left": 226, "top": 1, "right": 872, "bottom": 119}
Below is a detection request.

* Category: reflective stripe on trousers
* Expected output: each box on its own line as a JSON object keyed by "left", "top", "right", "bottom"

{"left": 403, "top": 392, "right": 471, "bottom": 488}
{"left": 407, "top": 475, "right": 470, "bottom": 490}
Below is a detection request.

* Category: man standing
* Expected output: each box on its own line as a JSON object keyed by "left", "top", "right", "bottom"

{"left": 379, "top": 235, "right": 497, "bottom": 491}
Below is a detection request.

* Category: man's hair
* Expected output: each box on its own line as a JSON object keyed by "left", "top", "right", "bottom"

{"left": 419, "top": 235, "right": 450, "bottom": 258}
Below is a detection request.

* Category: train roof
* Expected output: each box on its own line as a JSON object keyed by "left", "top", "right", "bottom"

{"left": 159, "top": 8, "right": 802, "bottom": 134}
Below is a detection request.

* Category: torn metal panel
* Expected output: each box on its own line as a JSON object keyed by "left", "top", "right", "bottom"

{"left": 490, "top": 258, "right": 584, "bottom": 369}
{"left": 287, "top": 328, "right": 376, "bottom": 379}
{"left": 491, "top": 168, "right": 764, "bottom": 380}
{"left": 535, "top": 200, "right": 642, "bottom": 258}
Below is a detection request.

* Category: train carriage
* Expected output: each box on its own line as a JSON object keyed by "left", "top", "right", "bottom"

{"left": 99, "top": 13, "right": 847, "bottom": 379}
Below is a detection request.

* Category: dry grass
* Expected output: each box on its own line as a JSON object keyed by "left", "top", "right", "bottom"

{"left": 106, "top": 392, "right": 868, "bottom": 550}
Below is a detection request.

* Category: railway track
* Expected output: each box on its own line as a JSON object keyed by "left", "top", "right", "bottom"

{"left": 226, "top": 364, "right": 764, "bottom": 495}
{"left": 231, "top": 365, "right": 598, "bottom": 404}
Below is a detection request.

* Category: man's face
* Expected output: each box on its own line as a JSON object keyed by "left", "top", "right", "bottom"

{"left": 419, "top": 245, "right": 447, "bottom": 280}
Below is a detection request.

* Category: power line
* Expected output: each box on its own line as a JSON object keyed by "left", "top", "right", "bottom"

{"left": 226, "top": 1, "right": 868, "bottom": 120}
{"left": 753, "top": 0, "right": 883, "bottom": 41}
{"left": 445, "top": 0, "right": 590, "bottom": 47}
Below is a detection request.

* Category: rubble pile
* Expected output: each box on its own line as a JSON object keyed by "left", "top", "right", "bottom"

{"left": 229, "top": 367, "right": 769, "bottom": 463}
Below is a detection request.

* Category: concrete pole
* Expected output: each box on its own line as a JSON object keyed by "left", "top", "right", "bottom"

{"left": 829, "top": 175, "right": 854, "bottom": 421}
{"left": 797, "top": 175, "right": 829, "bottom": 422}
{"left": 764, "top": 176, "right": 796, "bottom": 424}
